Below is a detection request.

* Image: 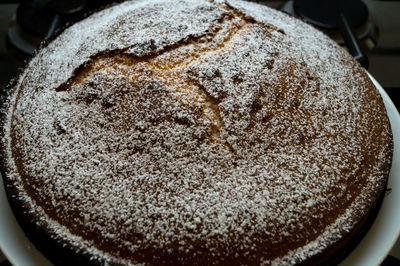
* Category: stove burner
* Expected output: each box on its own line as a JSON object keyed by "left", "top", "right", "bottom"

{"left": 7, "top": 17, "right": 42, "bottom": 56}
{"left": 6, "top": 0, "right": 107, "bottom": 56}
{"left": 53, "top": 0, "right": 87, "bottom": 15}
{"left": 16, "top": 0, "right": 54, "bottom": 38}
{"left": 293, "top": 0, "right": 369, "bottom": 29}
{"left": 282, "top": 0, "right": 377, "bottom": 69}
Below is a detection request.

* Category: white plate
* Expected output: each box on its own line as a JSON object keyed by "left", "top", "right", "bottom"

{"left": 0, "top": 74, "right": 399, "bottom": 266}
{"left": 340, "top": 75, "right": 400, "bottom": 266}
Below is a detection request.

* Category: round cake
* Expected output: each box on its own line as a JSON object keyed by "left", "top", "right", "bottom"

{"left": 0, "top": 0, "right": 393, "bottom": 265}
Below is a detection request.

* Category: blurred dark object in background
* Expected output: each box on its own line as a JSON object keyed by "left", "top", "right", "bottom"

{"left": 7, "top": 0, "right": 122, "bottom": 56}
{"left": 0, "top": 0, "right": 120, "bottom": 91}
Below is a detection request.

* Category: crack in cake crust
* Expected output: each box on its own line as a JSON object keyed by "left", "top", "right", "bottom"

{"left": 53, "top": 3, "right": 283, "bottom": 151}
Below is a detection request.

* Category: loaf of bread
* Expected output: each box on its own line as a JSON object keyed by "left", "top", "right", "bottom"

{"left": 0, "top": 0, "right": 393, "bottom": 265}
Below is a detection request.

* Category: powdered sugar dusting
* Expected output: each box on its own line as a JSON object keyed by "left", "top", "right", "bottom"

{"left": 2, "top": 0, "right": 392, "bottom": 264}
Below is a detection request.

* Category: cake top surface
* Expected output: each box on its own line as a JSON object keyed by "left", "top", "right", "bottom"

{"left": 1, "top": 0, "right": 392, "bottom": 265}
